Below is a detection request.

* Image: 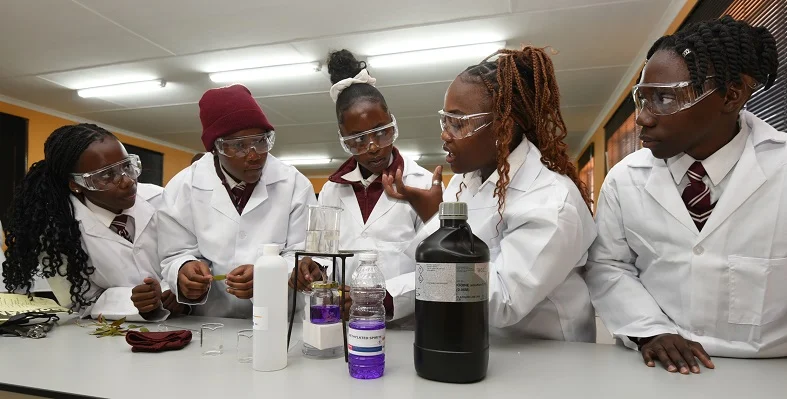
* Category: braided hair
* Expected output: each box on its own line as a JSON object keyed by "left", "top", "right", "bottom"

{"left": 326, "top": 49, "right": 388, "bottom": 122}
{"left": 458, "top": 45, "right": 593, "bottom": 221}
{"left": 2, "top": 123, "right": 116, "bottom": 308}
{"left": 647, "top": 15, "right": 778, "bottom": 92}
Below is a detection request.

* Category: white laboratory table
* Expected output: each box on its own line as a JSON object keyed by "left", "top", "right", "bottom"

{"left": 1, "top": 316, "right": 785, "bottom": 399}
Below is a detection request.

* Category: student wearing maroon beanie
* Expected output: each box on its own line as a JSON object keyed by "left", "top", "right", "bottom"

{"left": 158, "top": 84, "right": 316, "bottom": 318}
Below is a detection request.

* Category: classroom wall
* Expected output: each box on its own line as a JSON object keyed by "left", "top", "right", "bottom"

{"left": 0, "top": 100, "right": 193, "bottom": 185}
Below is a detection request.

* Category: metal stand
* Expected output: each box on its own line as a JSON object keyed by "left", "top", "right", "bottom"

{"left": 288, "top": 251, "right": 354, "bottom": 363}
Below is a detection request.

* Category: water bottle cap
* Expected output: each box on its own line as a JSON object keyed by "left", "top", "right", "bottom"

{"left": 262, "top": 244, "right": 280, "bottom": 256}
{"left": 358, "top": 252, "right": 378, "bottom": 262}
{"left": 439, "top": 202, "right": 468, "bottom": 220}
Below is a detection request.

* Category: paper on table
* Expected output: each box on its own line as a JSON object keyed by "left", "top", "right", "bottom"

{"left": 0, "top": 293, "right": 71, "bottom": 320}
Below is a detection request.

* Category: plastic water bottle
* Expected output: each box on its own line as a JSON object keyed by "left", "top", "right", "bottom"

{"left": 347, "top": 252, "right": 386, "bottom": 379}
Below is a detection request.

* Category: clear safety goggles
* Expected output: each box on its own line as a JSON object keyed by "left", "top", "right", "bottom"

{"left": 338, "top": 115, "right": 398, "bottom": 156}
{"left": 215, "top": 132, "right": 275, "bottom": 158}
{"left": 632, "top": 77, "right": 718, "bottom": 116}
{"left": 438, "top": 110, "right": 493, "bottom": 140}
{"left": 71, "top": 154, "right": 141, "bottom": 192}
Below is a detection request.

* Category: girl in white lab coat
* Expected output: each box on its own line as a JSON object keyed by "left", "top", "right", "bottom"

{"left": 158, "top": 84, "right": 316, "bottom": 318}
{"left": 2, "top": 123, "right": 182, "bottom": 322}
{"left": 586, "top": 17, "right": 783, "bottom": 374}
{"left": 290, "top": 50, "right": 435, "bottom": 324}
{"left": 383, "top": 46, "right": 598, "bottom": 341}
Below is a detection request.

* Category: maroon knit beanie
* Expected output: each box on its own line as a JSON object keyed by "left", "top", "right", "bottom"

{"left": 199, "top": 84, "right": 274, "bottom": 151}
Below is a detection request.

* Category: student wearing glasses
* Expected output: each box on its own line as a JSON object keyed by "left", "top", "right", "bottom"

{"left": 2, "top": 123, "right": 183, "bottom": 321}
{"left": 382, "top": 46, "right": 598, "bottom": 342}
{"left": 290, "top": 50, "right": 435, "bottom": 324}
{"left": 158, "top": 84, "right": 316, "bottom": 318}
{"left": 586, "top": 16, "right": 784, "bottom": 374}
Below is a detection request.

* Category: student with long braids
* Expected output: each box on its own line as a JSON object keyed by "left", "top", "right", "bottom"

{"left": 2, "top": 124, "right": 183, "bottom": 321}
{"left": 384, "top": 45, "right": 598, "bottom": 342}
{"left": 290, "top": 50, "right": 435, "bottom": 324}
{"left": 586, "top": 16, "right": 784, "bottom": 374}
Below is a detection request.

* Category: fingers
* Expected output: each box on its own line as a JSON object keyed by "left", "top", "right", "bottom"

{"left": 655, "top": 346, "right": 678, "bottom": 373}
{"left": 137, "top": 303, "right": 159, "bottom": 314}
{"left": 382, "top": 172, "right": 407, "bottom": 200}
{"left": 394, "top": 168, "right": 407, "bottom": 193}
{"left": 297, "top": 258, "right": 318, "bottom": 284}
{"left": 131, "top": 289, "right": 158, "bottom": 303}
{"left": 161, "top": 290, "right": 176, "bottom": 309}
{"left": 678, "top": 343, "right": 701, "bottom": 374}
{"left": 193, "top": 262, "right": 213, "bottom": 282}
{"left": 131, "top": 283, "right": 153, "bottom": 294}
{"left": 431, "top": 166, "right": 443, "bottom": 191}
{"left": 227, "top": 287, "right": 253, "bottom": 299}
{"left": 227, "top": 265, "right": 253, "bottom": 283}
{"left": 691, "top": 342, "right": 715, "bottom": 369}
{"left": 666, "top": 345, "right": 690, "bottom": 374}
{"left": 641, "top": 347, "right": 656, "bottom": 368}
{"left": 143, "top": 277, "right": 155, "bottom": 285}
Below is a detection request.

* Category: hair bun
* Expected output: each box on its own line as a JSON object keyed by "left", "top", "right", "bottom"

{"left": 326, "top": 49, "right": 367, "bottom": 84}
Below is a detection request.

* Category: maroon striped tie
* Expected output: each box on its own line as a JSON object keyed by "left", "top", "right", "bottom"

{"left": 110, "top": 215, "right": 135, "bottom": 243}
{"left": 682, "top": 162, "right": 715, "bottom": 231}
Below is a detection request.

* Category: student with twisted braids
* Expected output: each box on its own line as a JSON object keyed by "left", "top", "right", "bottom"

{"left": 2, "top": 123, "right": 185, "bottom": 321}
{"left": 384, "top": 45, "right": 597, "bottom": 341}
{"left": 586, "top": 16, "right": 784, "bottom": 374}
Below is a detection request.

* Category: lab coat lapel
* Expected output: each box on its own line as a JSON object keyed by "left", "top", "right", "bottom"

{"left": 338, "top": 185, "right": 365, "bottom": 228}
{"left": 697, "top": 135, "right": 765, "bottom": 241}
{"left": 128, "top": 196, "right": 154, "bottom": 242}
{"left": 242, "top": 156, "right": 288, "bottom": 216}
{"left": 365, "top": 191, "right": 397, "bottom": 227}
{"left": 643, "top": 160, "right": 698, "bottom": 234}
{"left": 72, "top": 197, "right": 133, "bottom": 248}
{"left": 210, "top": 177, "right": 241, "bottom": 222}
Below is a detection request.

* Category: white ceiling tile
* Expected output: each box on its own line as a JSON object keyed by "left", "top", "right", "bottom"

{"left": 80, "top": 104, "right": 203, "bottom": 135}
{"left": 556, "top": 66, "right": 630, "bottom": 107}
{"left": 260, "top": 93, "right": 336, "bottom": 124}
{"left": 0, "top": 76, "right": 123, "bottom": 115}
{"left": 0, "top": 1, "right": 171, "bottom": 77}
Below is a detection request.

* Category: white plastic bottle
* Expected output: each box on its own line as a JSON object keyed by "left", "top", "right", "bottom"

{"left": 253, "top": 244, "right": 288, "bottom": 372}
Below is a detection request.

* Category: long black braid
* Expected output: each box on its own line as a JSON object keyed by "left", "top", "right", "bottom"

{"left": 2, "top": 123, "right": 116, "bottom": 308}
{"left": 647, "top": 15, "right": 778, "bottom": 92}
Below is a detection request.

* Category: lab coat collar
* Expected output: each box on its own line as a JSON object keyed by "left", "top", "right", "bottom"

{"left": 73, "top": 192, "right": 155, "bottom": 247}
{"left": 636, "top": 110, "right": 783, "bottom": 237}
{"left": 192, "top": 154, "right": 288, "bottom": 221}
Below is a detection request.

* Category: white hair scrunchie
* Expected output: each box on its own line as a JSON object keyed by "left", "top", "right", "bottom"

{"left": 329, "top": 69, "right": 377, "bottom": 103}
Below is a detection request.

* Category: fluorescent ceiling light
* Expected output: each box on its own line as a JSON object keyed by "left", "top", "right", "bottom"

{"left": 399, "top": 152, "right": 421, "bottom": 160}
{"left": 367, "top": 42, "right": 506, "bottom": 69}
{"left": 77, "top": 80, "right": 166, "bottom": 98}
{"left": 280, "top": 157, "right": 332, "bottom": 166}
{"left": 209, "top": 62, "right": 320, "bottom": 83}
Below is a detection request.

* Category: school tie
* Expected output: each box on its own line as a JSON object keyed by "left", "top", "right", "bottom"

{"left": 681, "top": 161, "right": 715, "bottom": 231}
{"left": 110, "top": 214, "right": 135, "bottom": 243}
{"left": 230, "top": 183, "right": 246, "bottom": 213}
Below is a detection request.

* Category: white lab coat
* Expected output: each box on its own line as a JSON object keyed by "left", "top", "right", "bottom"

{"left": 47, "top": 183, "right": 169, "bottom": 322}
{"left": 159, "top": 154, "right": 316, "bottom": 318}
{"left": 398, "top": 141, "right": 598, "bottom": 341}
{"left": 586, "top": 110, "right": 787, "bottom": 357}
{"left": 317, "top": 155, "right": 433, "bottom": 324}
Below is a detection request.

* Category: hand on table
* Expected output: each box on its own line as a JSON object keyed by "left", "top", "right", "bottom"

{"left": 640, "top": 334, "right": 715, "bottom": 374}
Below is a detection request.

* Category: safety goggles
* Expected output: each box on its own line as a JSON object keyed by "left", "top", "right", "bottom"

{"left": 71, "top": 154, "right": 141, "bottom": 192}
{"left": 215, "top": 132, "right": 275, "bottom": 158}
{"left": 632, "top": 77, "right": 718, "bottom": 116}
{"left": 438, "top": 110, "right": 493, "bottom": 139}
{"left": 338, "top": 115, "right": 398, "bottom": 155}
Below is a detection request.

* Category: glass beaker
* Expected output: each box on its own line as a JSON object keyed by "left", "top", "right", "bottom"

{"left": 237, "top": 329, "right": 253, "bottom": 363}
{"left": 200, "top": 323, "right": 224, "bottom": 356}
{"left": 305, "top": 205, "right": 342, "bottom": 254}
{"left": 309, "top": 281, "right": 341, "bottom": 324}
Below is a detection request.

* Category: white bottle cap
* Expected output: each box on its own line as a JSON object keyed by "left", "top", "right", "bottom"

{"left": 262, "top": 244, "right": 280, "bottom": 256}
{"left": 358, "top": 252, "right": 377, "bottom": 262}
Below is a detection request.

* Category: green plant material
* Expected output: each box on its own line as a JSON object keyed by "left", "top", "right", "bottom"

{"left": 78, "top": 314, "right": 152, "bottom": 338}
{"left": 213, "top": 274, "right": 227, "bottom": 281}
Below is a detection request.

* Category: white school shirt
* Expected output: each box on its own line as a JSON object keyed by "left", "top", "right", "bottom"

{"left": 587, "top": 110, "right": 787, "bottom": 357}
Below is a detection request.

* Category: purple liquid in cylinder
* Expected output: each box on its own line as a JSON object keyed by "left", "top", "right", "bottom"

{"left": 348, "top": 320, "right": 386, "bottom": 379}
{"left": 310, "top": 305, "right": 341, "bottom": 324}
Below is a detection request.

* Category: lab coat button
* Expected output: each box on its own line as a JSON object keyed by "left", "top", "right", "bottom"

{"left": 693, "top": 246, "right": 704, "bottom": 255}
{"left": 240, "top": 231, "right": 247, "bottom": 239}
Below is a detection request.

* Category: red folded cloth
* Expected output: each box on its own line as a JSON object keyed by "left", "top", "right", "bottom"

{"left": 125, "top": 330, "right": 192, "bottom": 353}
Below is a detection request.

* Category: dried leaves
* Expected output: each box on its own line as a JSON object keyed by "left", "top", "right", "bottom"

{"left": 79, "top": 314, "right": 150, "bottom": 337}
